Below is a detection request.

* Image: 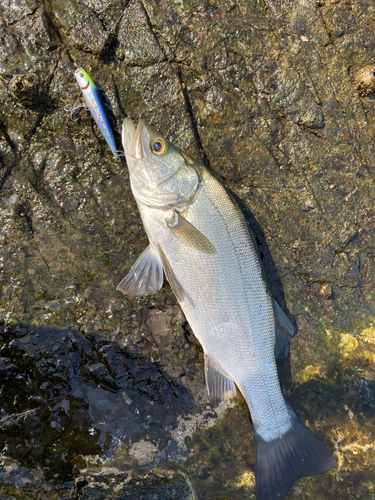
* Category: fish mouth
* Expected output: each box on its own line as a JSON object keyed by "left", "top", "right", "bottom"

{"left": 122, "top": 118, "right": 145, "bottom": 160}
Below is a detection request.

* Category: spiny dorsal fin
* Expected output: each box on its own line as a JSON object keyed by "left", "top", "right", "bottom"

{"left": 274, "top": 300, "right": 295, "bottom": 359}
{"left": 165, "top": 210, "right": 216, "bottom": 255}
{"left": 158, "top": 246, "right": 185, "bottom": 303}
{"left": 204, "top": 353, "right": 236, "bottom": 407}
{"left": 117, "top": 245, "right": 163, "bottom": 296}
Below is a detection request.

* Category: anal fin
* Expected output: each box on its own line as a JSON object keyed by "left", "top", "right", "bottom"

{"left": 117, "top": 245, "right": 163, "bottom": 296}
{"left": 204, "top": 354, "right": 236, "bottom": 407}
{"left": 274, "top": 300, "right": 295, "bottom": 359}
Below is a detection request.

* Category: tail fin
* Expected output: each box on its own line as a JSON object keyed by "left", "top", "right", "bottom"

{"left": 254, "top": 416, "right": 337, "bottom": 500}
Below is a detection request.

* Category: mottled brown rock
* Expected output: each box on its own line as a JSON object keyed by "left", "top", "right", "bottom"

{"left": 1, "top": 0, "right": 375, "bottom": 499}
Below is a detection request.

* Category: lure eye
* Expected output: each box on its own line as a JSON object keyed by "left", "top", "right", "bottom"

{"left": 79, "top": 72, "right": 84, "bottom": 78}
{"left": 151, "top": 137, "right": 167, "bottom": 155}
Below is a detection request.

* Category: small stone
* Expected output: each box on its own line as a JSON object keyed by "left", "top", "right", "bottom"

{"left": 318, "top": 283, "right": 333, "bottom": 299}
{"left": 309, "top": 282, "right": 333, "bottom": 300}
{"left": 354, "top": 65, "right": 375, "bottom": 95}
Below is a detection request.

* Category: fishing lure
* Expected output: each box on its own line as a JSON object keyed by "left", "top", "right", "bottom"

{"left": 74, "top": 68, "right": 119, "bottom": 157}
{"left": 67, "top": 4, "right": 130, "bottom": 157}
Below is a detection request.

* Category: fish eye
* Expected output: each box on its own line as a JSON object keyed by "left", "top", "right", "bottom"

{"left": 79, "top": 72, "right": 84, "bottom": 78}
{"left": 151, "top": 137, "right": 167, "bottom": 155}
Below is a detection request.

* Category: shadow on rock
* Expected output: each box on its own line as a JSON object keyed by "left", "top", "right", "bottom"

{"left": 0, "top": 320, "right": 200, "bottom": 482}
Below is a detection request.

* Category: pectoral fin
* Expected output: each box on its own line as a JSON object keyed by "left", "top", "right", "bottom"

{"left": 117, "top": 245, "right": 163, "bottom": 296}
{"left": 166, "top": 211, "right": 216, "bottom": 255}
{"left": 204, "top": 354, "right": 236, "bottom": 408}
{"left": 274, "top": 300, "right": 295, "bottom": 359}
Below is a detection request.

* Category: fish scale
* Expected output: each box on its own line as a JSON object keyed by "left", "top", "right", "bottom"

{"left": 118, "top": 118, "right": 337, "bottom": 500}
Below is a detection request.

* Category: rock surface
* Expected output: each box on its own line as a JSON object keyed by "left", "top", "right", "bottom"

{"left": 72, "top": 468, "right": 197, "bottom": 500}
{"left": 1, "top": 0, "right": 375, "bottom": 499}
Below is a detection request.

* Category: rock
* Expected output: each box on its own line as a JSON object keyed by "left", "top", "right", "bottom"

{"left": 1, "top": 0, "right": 375, "bottom": 498}
{"left": 73, "top": 468, "right": 197, "bottom": 500}
{"left": 115, "top": 0, "right": 164, "bottom": 66}
{"left": 73, "top": 469, "right": 200, "bottom": 500}
{"left": 0, "top": 357, "right": 18, "bottom": 377}
{"left": 308, "top": 282, "right": 333, "bottom": 300}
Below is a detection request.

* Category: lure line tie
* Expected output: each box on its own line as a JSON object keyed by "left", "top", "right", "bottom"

{"left": 113, "top": 150, "right": 126, "bottom": 161}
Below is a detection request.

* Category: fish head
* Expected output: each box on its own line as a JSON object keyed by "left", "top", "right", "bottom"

{"left": 74, "top": 68, "right": 91, "bottom": 90}
{"left": 122, "top": 118, "right": 200, "bottom": 208}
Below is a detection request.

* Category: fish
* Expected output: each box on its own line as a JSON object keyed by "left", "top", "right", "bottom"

{"left": 117, "top": 118, "right": 337, "bottom": 500}
{"left": 74, "top": 68, "right": 119, "bottom": 157}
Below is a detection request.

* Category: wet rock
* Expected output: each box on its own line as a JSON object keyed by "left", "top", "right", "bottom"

{"left": 287, "top": 0, "right": 330, "bottom": 46}
{"left": 9, "top": 73, "right": 42, "bottom": 106}
{"left": 116, "top": 0, "right": 164, "bottom": 66}
{"left": 268, "top": 67, "right": 324, "bottom": 129}
{"left": 320, "top": 3, "right": 347, "bottom": 40}
{"left": 0, "top": 0, "right": 39, "bottom": 27}
{"left": 0, "top": 3, "right": 56, "bottom": 75}
{"left": 1, "top": 0, "right": 375, "bottom": 499}
{"left": 52, "top": 2, "right": 107, "bottom": 53}
{"left": 0, "top": 357, "right": 18, "bottom": 377}
{"left": 0, "top": 456, "right": 72, "bottom": 498}
{"left": 73, "top": 468, "right": 197, "bottom": 500}
{"left": 81, "top": 362, "right": 119, "bottom": 390}
{"left": 0, "top": 320, "right": 204, "bottom": 484}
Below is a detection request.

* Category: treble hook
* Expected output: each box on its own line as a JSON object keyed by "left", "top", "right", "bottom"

{"left": 64, "top": 101, "right": 87, "bottom": 122}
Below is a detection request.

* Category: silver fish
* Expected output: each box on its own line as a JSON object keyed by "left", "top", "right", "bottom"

{"left": 117, "top": 118, "right": 336, "bottom": 500}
